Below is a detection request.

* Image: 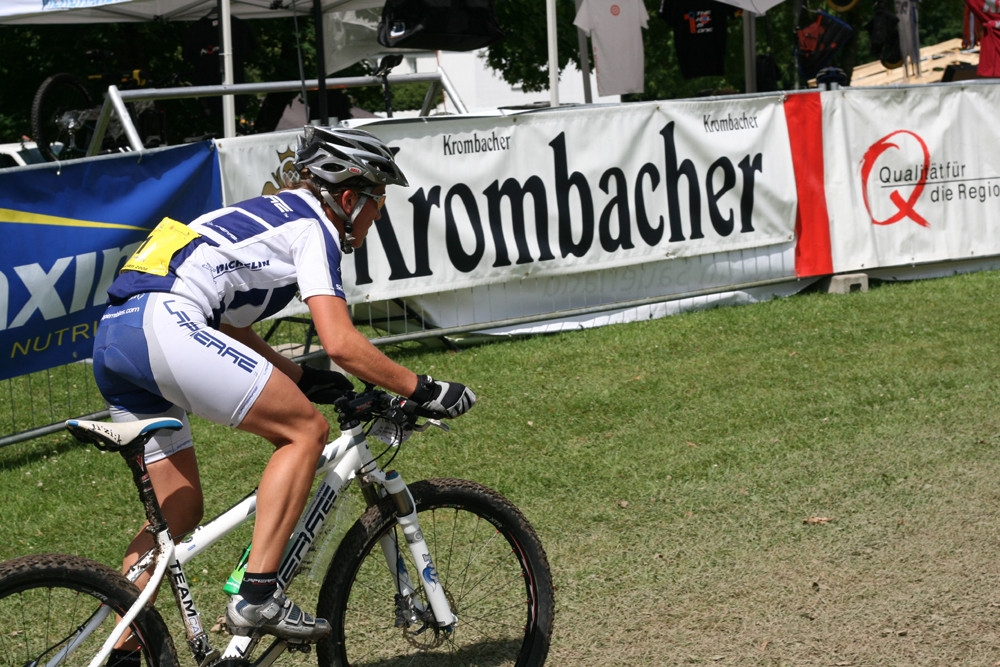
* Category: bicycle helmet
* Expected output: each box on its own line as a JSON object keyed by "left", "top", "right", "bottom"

{"left": 294, "top": 125, "right": 408, "bottom": 189}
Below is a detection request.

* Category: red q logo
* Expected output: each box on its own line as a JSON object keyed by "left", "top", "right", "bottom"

{"left": 610, "top": 4, "right": 621, "bottom": 15}
{"left": 859, "top": 130, "right": 930, "bottom": 228}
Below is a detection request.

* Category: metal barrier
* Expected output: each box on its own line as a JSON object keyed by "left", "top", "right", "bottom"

{"left": 89, "top": 69, "right": 468, "bottom": 156}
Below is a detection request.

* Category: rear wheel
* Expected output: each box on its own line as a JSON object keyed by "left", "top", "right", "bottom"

{"left": 0, "top": 553, "right": 179, "bottom": 667}
{"left": 317, "top": 478, "right": 554, "bottom": 667}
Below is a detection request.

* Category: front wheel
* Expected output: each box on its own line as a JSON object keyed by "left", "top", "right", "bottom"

{"left": 317, "top": 478, "right": 554, "bottom": 666}
{"left": 30, "top": 73, "right": 97, "bottom": 161}
{"left": 0, "top": 553, "right": 179, "bottom": 667}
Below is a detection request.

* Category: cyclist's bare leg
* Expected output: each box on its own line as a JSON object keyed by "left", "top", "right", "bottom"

{"left": 236, "top": 367, "right": 328, "bottom": 574}
{"left": 115, "top": 447, "right": 204, "bottom": 650}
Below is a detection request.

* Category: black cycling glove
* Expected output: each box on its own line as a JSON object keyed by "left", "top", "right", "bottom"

{"left": 409, "top": 374, "right": 476, "bottom": 418}
{"left": 297, "top": 365, "right": 354, "bottom": 404}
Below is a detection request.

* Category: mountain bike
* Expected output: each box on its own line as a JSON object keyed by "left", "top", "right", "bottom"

{"left": 0, "top": 386, "right": 554, "bottom": 667}
{"left": 30, "top": 50, "right": 167, "bottom": 162}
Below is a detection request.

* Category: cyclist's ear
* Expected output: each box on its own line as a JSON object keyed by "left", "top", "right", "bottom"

{"left": 340, "top": 189, "right": 360, "bottom": 212}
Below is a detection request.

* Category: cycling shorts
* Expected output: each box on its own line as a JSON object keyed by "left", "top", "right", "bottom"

{"left": 93, "top": 292, "right": 274, "bottom": 464}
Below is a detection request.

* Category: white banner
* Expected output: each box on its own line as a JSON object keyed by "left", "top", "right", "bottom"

{"left": 821, "top": 84, "right": 1000, "bottom": 273}
{"left": 217, "top": 98, "right": 798, "bottom": 305}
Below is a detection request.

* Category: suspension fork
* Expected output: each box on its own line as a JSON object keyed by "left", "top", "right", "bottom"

{"left": 358, "top": 475, "right": 420, "bottom": 606}
{"left": 361, "top": 470, "right": 458, "bottom": 627}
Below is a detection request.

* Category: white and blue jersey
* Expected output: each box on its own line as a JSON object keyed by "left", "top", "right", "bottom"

{"left": 109, "top": 189, "right": 346, "bottom": 327}
{"left": 94, "top": 188, "right": 346, "bottom": 463}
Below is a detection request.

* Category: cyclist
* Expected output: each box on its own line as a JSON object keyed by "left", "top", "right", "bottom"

{"left": 92, "top": 126, "right": 476, "bottom": 656}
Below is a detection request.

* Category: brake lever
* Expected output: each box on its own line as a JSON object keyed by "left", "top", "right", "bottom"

{"left": 412, "top": 419, "right": 450, "bottom": 433}
{"left": 384, "top": 403, "right": 449, "bottom": 433}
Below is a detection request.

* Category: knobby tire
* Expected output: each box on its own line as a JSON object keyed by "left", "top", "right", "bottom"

{"left": 0, "top": 553, "right": 179, "bottom": 667}
{"left": 316, "top": 478, "right": 554, "bottom": 667}
{"left": 30, "top": 73, "right": 95, "bottom": 162}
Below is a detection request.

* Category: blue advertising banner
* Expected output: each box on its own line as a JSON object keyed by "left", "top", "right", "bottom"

{"left": 0, "top": 141, "right": 222, "bottom": 381}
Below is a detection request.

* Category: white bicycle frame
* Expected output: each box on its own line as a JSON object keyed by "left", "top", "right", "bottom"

{"left": 84, "top": 418, "right": 457, "bottom": 667}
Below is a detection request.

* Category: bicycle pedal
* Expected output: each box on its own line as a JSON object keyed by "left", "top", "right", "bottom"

{"left": 221, "top": 619, "right": 255, "bottom": 639}
{"left": 224, "top": 623, "right": 257, "bottom": 639}
{"left": 223, "top": 622, "right": 319, "bottom": 648}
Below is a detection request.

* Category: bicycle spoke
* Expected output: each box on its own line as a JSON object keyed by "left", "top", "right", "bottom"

{"left": 320, "top": 480, "right": 552, "bottom": 666}
{"left": 0, "top": 555, "right": 177, "bottom": 667}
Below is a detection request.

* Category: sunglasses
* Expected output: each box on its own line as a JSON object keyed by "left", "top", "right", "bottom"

{"left": 359, "top": 189, "right": 387, "bottom": 210}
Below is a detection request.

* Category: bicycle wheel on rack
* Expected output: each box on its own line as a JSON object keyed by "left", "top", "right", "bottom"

{"left": 316, "top": 478, "right": 554, "bottom": 667}
{"left": 0, "top": 553, "right": 179, "bottom": 667}
{"left": 31, "top": 73, "right": 99, "bottom": 162}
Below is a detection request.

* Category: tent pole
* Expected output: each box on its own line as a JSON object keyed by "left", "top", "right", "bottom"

{"left": 743, "top": 11, "right": 757, "bottom": 93}
{"left": 574, "top": 0, "right": 592, "bottom": 104}
{"left": 547, "top": 0, "right": 558, "bottom": 107}
{"left": 314, "top": 0, "right": 328, "bottom": 124}
{"left": 221, "top": 0, "right": 236, "bottom": 137}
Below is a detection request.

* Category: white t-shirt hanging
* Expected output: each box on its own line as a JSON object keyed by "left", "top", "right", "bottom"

{"left": 574, "top": 0, "right": 650, "bottom": 96}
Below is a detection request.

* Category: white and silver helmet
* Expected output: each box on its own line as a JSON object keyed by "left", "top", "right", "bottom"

{"left": 294, "top": 125, "right": 408, "bottom": 189}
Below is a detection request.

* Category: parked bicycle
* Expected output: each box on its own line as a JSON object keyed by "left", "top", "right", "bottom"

{"left": 0, "top": 385, "right": 554, "bottom": 666}
{"left": 30, "top": 50, "right": 167, "bottom": 162}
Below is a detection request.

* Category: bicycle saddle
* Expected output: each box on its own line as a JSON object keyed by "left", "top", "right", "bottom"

{"left": 65, "top": 417, "right": 183, "bottom": 452}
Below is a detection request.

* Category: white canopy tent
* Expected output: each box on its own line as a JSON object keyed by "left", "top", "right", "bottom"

{"left": 0, "top": 0, "right": 375, "bottom": 23}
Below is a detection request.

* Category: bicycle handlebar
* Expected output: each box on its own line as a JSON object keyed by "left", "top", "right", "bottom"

{"left": 332, "top": 387, "right": 416, "bottom": 427}
{"left": 333, "top": 386, "right": 450, "bottom": 432}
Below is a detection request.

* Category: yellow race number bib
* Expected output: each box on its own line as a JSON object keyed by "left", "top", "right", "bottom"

{"left": 121, "top": 218, "right": 201, "bottom": 276}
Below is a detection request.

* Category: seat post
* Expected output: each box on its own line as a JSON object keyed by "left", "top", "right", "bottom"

{"left": 119, "top": 442, "right": 171, "bottom": 536}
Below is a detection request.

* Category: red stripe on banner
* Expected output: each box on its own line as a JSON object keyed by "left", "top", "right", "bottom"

{"left": 784, "top": 93, "right": 833, "bottom": 277}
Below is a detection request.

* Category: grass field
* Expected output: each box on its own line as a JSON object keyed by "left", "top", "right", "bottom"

{"left": 3, "top": 270, "right": 1000, "bottom": 665}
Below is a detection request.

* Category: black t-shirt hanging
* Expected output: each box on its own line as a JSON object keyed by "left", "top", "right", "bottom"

{"left": 183, "top": 15, "right": 256, "bottom": 114}
{"left": 182, "top": 15, "right": 256, "bottom": 86}
{"left": 659, "top": 0, "right": 734, "bottom": 79}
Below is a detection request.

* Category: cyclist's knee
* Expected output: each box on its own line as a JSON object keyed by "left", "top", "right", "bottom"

{"left": 293, "top": 412, "right": 329, "bottom": 454}
{"left": 265, "top": 411, "right": 328, "bottom": 453}
{"left": 299, "top": 412, "right": 329, "bottom": 450}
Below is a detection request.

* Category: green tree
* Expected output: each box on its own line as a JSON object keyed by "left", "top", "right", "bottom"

{"left": 484, "top": 0, "right": 581, "bottom": 92}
